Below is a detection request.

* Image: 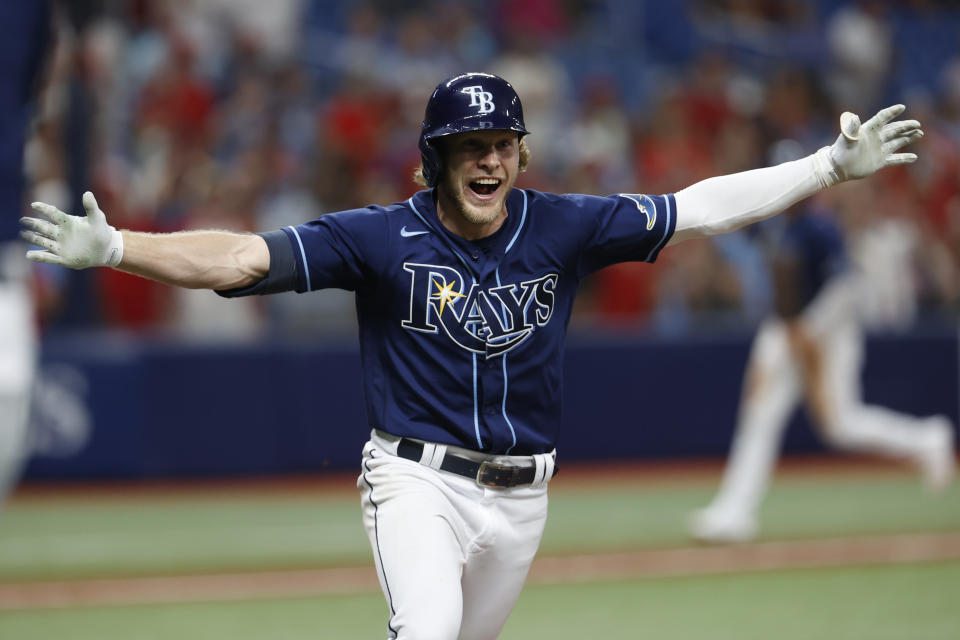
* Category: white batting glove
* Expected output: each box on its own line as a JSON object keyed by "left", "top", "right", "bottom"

{"left": 20, "top": 191, "right": 124, "bottom": 269}
{"left": 814, "top": 104, "right": 923, "bottom": 187}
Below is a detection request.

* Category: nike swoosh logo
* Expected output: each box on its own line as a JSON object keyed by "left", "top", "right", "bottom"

{"left": 400, "top": 226, "right": 430, "bottom": 238}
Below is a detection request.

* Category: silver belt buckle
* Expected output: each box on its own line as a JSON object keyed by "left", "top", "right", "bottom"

{"left": 476, "top": 457, "right": 520, "bottom": 487}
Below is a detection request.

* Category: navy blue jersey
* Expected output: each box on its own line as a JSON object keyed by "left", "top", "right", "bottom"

{"left": 764, "top": 207, "right": 846, "bottom": 318}
{"left": 222, "top": 188, "right": 675, "bottom": 454}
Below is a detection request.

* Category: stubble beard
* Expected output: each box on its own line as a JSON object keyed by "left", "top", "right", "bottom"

{"left": 438, "top": 181, "right": 504, "bottom": 227}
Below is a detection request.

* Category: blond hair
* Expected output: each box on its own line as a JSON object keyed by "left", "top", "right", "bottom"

{"left": 412, "top": 138, "right": 531, "bottom": 187}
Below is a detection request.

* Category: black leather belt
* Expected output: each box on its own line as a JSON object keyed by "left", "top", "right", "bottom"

{"left": 395, "top": 438, "right": 554, "bottom": 488}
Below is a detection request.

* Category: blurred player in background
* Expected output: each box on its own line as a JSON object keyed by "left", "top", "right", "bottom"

{"left": 0, "top": 2, "right": 52, "bottom": 510}
{"left": 20, "top": 72, "right": 924, "bottom": 638}
{"left": 689, "top": 140, "right": 956, "bottom": 545}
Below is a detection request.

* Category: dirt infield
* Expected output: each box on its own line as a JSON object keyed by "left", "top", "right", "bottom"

{"left": 2, "top": 532, "right": 959, "bottom": 611}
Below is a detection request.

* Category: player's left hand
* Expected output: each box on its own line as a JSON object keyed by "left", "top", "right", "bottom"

{"left": 827, "top": 104, "right": 923, "bottom": 182}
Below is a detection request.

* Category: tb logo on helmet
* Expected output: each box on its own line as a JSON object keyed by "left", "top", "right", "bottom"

{"left": 461, "top": 86, "right": 495, "bottom": 114}
{"left": 418, "top": 73, "right": 529, "bottom": 186}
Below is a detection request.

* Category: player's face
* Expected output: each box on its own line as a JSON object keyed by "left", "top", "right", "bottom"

{"left": 436, "top": 130, "right": 520, "bottom": 236}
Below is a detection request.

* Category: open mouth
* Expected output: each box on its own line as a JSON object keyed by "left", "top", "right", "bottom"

{"left": 469, "top": 177, "right": 501, "bottom": 198}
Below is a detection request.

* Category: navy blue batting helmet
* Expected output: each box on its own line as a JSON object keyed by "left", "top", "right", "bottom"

{"left": 418, "top": 72, "right": 529, "bottom": 187}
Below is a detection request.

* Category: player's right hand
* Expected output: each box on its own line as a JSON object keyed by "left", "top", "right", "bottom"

{"left": 20, "top": 191, "right": 124, "bottom": 269}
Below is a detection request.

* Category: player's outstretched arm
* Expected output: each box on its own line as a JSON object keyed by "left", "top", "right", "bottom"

{"left": 669, "top": 105, "right": 922, "bottom": 245}
{"left": 20, "top": 191, "right": 269, "bottom": 290}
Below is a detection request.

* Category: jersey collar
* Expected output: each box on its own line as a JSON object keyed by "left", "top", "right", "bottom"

{"left": 409, "top": 187, "right": 525, "bottom": 256}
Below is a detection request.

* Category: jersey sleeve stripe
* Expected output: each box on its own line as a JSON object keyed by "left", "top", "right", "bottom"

{"left": 287, "top": 225, "right": 312, "bottom": 291}
{"left": 643, "top": 193, "right": 675, "bottom": 262}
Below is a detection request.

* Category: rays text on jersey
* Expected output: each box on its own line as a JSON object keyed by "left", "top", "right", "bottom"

{"left": 401, "top": 263, "right": 557, "bottom": 357}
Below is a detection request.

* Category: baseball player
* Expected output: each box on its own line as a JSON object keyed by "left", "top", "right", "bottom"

{"left": 20, "top": 73, "right": 925, "bottom": 638}
{"left": 688, "top": 191, "right": 956, "bottom": 544}
{"left": 0, "top": 1, "right": 52, "bottom": 511}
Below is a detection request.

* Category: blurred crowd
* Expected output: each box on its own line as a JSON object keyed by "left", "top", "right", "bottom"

{"left": 24, "top": 0, "right": 960, "bottom": 340}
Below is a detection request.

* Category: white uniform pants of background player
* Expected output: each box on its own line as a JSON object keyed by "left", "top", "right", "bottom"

{"left": 0, "top": 242, "right": 37, "bottom": 508}
{"left": 697, "top": 273, "right": 953, "bottom": 538}
{"left": 359, "top": 430, "right": 554, "bottom": 640}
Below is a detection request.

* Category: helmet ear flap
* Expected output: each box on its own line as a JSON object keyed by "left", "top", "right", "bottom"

{"left": 418, "top": 135, "right": 443, "bottom": 187}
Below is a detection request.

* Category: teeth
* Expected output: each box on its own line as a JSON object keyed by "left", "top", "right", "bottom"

{"left": 474, "top": 178, "right": 500, "bottom": 185}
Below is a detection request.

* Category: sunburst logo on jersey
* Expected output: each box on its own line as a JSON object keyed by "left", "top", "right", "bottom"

{"left": 432, "top": 278, "right": 465, "bottom": 316}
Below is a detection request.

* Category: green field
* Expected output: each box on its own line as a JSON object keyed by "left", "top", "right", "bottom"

{"left": 1, "top": 463, "right": 958, "bottom": 639}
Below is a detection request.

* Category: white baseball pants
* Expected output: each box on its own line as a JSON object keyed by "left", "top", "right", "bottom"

{"left": 358, "top": 430, "right": 551, "bottom": 640}
{"left": 707, "top": 274, "right": 945, "bottom": 519}
{"left": 0, "top": 243, "right": 36, "bottom": 507}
